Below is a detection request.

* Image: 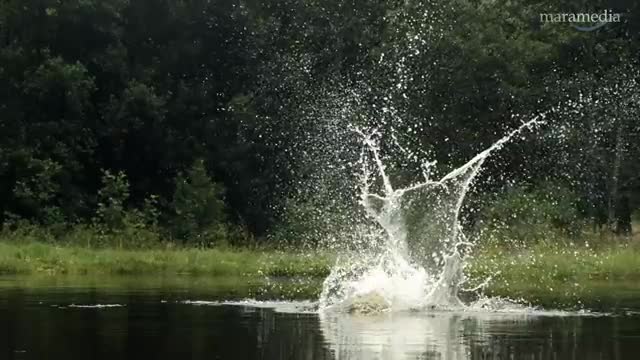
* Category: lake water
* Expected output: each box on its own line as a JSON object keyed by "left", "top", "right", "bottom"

{"left": 1, "top": 276, "right": 640, "bottom": 360}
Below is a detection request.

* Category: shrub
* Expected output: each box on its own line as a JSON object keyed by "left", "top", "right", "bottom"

{"left": 171, "top": 159, "right": 228, "bottom": 246}
{"left": 477, "top": 183, "right": 584, "bottom": 246}
{"left": 95, "top": 169, "right": 129, "bottom": 233}
{"left": 93, "top": 170, "right": 162, "bottom": 248}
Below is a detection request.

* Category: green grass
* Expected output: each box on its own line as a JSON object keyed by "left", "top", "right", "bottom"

{"left": 466, "top": 242, "right": 640, "bottom": 308}
{"left": 2, "top": 239, "right": 640, "bottom": 309}
{"left": 0, "top": 241, "right": 333, "bottom": 278}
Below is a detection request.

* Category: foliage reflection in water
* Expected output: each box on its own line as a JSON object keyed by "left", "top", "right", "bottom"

{"left": 1, "top": 283, "right": 640, "bottom": 360}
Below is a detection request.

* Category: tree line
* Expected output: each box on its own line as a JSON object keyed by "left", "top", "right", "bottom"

{"left": 0, "top": 0, "right": 638, "bottom": 246}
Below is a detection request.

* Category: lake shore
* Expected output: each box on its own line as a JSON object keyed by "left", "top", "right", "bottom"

{"left": 2, "top": 240, "right": 640, "bottom": 309}
{"left": 0, "top": 241, "right": 332, "bottom": 278}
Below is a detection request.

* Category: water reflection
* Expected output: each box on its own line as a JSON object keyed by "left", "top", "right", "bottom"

{"left": 1, "top": 283, "right": 640, "bottom": 360}
{"left": 321, "top": 310, "right": 512, "bottom": 360}
{"left": 317, "top": 310, "right": 634, "bottom": 360}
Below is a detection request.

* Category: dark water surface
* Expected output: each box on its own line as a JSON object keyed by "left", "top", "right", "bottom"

{"left": 1, "top": 276, "right": 640, "bottom": 360}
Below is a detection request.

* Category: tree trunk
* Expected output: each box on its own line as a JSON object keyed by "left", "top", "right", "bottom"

{"left": 608, "top": 123, "right": 624, "bottom": 233}
{"left": 615, "top": 195, "right": 632, "bottom": 236}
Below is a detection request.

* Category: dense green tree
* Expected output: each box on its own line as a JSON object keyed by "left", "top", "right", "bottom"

{"left": 171, "top": 159, "right": 227, "bottom": 245}
{"left": 0, "top": 0, "right": 638, "bottom": 243}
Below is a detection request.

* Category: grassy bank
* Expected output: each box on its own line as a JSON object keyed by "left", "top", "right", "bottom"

{"left": 467, "top": 242, "right": 640, "bottom": 309}
{"left": 0, "top": 242, "right": 332, "bottom": 278}
{"left": 2, "top": 240, "right": 640, "bottom": 309}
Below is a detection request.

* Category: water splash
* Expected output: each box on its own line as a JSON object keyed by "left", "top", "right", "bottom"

{"left": 319, "top": 117, "right": 545, "bottom": 312}
{"left": 318, "top": 307, "right": 593, "bottom": 360}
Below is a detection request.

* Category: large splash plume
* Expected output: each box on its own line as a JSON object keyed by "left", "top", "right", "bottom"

{"left": 319, "top": 117, "right": 545, "bottom": 312}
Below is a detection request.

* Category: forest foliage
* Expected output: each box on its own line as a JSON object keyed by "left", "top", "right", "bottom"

{"left": 0, "top": 0, "right": 639, "bottom": 247}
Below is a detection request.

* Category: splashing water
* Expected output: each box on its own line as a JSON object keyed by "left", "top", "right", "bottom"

{"left": 319, "top": 117, "right": 545, "bottom": 312}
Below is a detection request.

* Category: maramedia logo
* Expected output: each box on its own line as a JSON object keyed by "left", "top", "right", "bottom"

{"left": 540, "top": 10, "right": 622, "bottom": 31}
